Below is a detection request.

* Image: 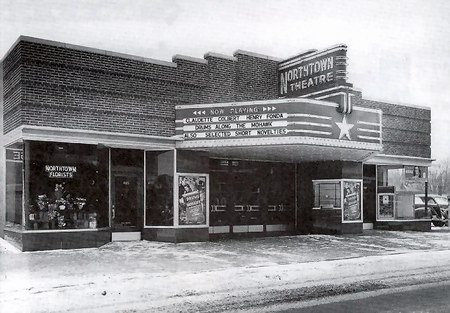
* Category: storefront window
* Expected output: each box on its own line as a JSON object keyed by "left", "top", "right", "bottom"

{"left": 145, "top": 151, "right": 174, "bottom": 226}
{"left": 25, "top": 141, "right": 109, "bottom": 230}
{"left": 5, "top": 143, "right": 24, "bottom": 226}
{"left": 377, "top": 165, "right": 428, "bottom": 220}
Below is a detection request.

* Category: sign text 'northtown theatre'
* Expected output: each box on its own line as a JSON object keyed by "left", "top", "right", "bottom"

{"left": 278, "top": 44, "right": 348, "bottom": 98}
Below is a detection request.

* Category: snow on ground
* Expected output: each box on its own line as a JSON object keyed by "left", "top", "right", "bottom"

{"left": 1, "top": 230, "right": 450, "bottom": 312}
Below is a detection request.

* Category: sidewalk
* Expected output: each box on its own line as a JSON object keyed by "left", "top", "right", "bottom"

{"left": 1, "top": 229, "right": 450, "bottom": 312}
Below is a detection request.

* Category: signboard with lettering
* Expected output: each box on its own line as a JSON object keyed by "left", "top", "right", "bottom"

{"left": 6, "top": 148, "right": 23, "bottom": 162}
{"left": 45, "top": 165, "right": 77, "bottom": 179}
{"left": 178, "top": 174, "right": 208, "bottom": 225}
{"left": 278, "top": 44, "right": 348, "bottom": 98}
{"left": 175, "top": 99, "right": 382, "bottom": 146}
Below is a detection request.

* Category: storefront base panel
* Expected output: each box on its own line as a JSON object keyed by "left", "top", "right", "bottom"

{"left": 311, "top": 209, "right": 363, "bottom": 235}
{"left": 208, "top": 224, "right": 296, "bottom": 239}
{"left": 374, "top": 220, "right": 431, "bottom": 232}
{"left": 209, "top": 231, "right": 297, "bottom": 241}
{"left": 4, "top": 228, "right": 111, "bottom": 251}
{"left": 141, "top": 227, "right": 209, "bottom": 243}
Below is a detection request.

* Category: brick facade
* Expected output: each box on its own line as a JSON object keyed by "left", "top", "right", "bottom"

{"left": 358, "top": 98, "right": 430, "bottom": 158}
{"left": 1, "top": 37, "right": 431, "bottom": 158}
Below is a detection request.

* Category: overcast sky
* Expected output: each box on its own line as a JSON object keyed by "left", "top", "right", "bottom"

{"left": 1, "top": 0, "right": 449, "bottom": 161}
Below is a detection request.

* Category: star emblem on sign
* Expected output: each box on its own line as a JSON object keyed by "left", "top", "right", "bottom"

{"left": 336, "top": 115, "right": 354, "bottom": 140}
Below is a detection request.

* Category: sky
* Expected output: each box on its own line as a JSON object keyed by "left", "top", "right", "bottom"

{"left": 1, "top": 0, "right": 449, "bottom": 161}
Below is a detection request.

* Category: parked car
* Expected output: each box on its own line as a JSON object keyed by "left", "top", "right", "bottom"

{"left": 414, "top": 194, "right": 448, "bottom": 226}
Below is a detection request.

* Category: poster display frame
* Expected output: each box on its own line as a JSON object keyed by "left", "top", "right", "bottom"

{"left": 175, "top": 172, "right": 210, "bottom": 228}
{"left": 342, "top": 179, "right": 363, "bottom": 223}
{"left": 377, "top": 193, "right": 396, "bottom": 220}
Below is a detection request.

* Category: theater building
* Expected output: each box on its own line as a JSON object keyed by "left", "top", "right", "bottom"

{"left": 0, "top": 36, "right": 432, "bottom": 251}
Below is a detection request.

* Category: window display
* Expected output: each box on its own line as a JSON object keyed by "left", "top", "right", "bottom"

{"left": 5, "top": 144, "right": 24, "bottom": 226}
{"left": 25, "top": 141, "right": 109, "bottom": 230}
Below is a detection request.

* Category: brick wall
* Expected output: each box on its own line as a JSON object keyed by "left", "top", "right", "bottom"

{"left": 357, "top": 96, "right": 431, "bottom": 158}
{"left": 2, "top": 39, "right": 279, "bottom": 136}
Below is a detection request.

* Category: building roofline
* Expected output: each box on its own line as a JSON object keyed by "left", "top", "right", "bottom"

{"left": 172, "top": 54, "right": 208, "bottom": 64}
{"left": 204, "top": 52, "right": 237, "bottom": 61}
{"left": 1, "top": 35, "right": 177, "bottom": 68}
{"left": 363, "top": 96, "right": 431, "bottom": 111}
{"left": 233, "top": 49, "right": 282, "bottom": 62}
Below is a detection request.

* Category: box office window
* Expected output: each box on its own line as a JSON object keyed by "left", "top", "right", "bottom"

{"left": 313, "top": 181, "right": 341, "bottom": 209}
{"left": 145, "top": 151, "right": 174, "bottom": 226}
{"left": 5, "top": 144, "right": 24, "bottom": 226}
{"left": 25, "top": 141, "right": 109, "bottom": 230}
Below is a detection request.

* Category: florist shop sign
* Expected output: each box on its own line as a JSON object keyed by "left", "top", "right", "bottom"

{"left": 45, "top": 165, "right": 77, "bottom": 179}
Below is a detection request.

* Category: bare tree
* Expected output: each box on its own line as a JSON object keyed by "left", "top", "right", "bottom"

{"left": 428, "top": 158, "right": 450, "bottom": 195}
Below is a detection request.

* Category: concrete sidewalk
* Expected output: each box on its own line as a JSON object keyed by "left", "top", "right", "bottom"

{"left": 1, "top": 229, "right": 450, "bottom": 312}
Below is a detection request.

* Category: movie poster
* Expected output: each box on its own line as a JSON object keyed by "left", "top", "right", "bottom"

{"left": 343, "top": 181, "right": 362, "bottom": 222}
{"left": 178, "top": 174, "right": 207, "bottom": 225}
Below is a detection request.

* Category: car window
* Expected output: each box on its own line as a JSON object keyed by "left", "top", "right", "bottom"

{"left": 434, "top": 197, "right": 449, "bottom": 206}
{"left": 419, "top": 197, "right": 437, "bottom": 205}
{"left": 415, "top": 197, "right": 425, "bottom": 205}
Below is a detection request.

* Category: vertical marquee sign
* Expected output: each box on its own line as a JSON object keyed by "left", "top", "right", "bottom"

{"left": 278, "top": 44, "right": 349, "bottom": 98}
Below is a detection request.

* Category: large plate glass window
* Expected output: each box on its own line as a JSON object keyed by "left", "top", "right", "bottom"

{"left": 25, "top": 141, "right": 109, "bottom": 230}
{"left": 5, "top": 143, "right": 24, "bottom": 227}
{"left": 377, "top": 165, "right": 429, "bottom": 220}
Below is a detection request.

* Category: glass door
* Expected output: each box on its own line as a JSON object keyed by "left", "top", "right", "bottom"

{"left": 111, "top": 149, "right": 144, "bottom": 231}
{"left": 112, "top": 174, "right": 139, "bottom": 230}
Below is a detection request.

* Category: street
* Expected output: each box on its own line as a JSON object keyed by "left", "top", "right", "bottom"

{"left": 274, "top": 281, "right": 450, "bottom": 313}
{"left": 2, "top": 229, "right": 450, "bottom": 312}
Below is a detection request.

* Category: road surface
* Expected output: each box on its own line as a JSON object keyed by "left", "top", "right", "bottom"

{"left": 271, "top": 281, "right": 450, "bottom": 313}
